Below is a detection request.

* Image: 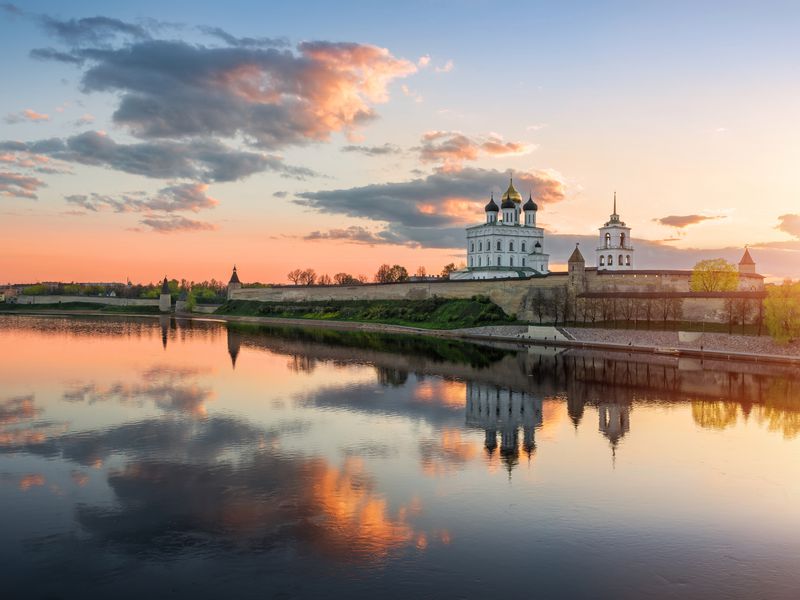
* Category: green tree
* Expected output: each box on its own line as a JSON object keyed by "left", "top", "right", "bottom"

{"left": 690, "top": 259, "right": 739, "bottom": 292}
{"left": 764, "top": 280, "right": 800, "bottom": 344}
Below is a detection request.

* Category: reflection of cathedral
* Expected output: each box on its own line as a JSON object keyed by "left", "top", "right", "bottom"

{"left": 465, "top": 382, "right": 542, "bottom": 472}
{"left": 598, "top": 403, "right": 631, "bottom": 448}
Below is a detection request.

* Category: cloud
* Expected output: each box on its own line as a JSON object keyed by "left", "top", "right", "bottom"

{"left": 435, "top": 59, "right": 454, "bottom": 73}
{"left": 32, "top": 39, "right": 416, "bottom": 149}
{"left": 0, "top": 171, "right": 46, "bottom": 199}
{"left": 655, "top": 214, "right": 724, "bottom": 228}
{"left": 341, "top": 143, "right": 401, "bottom": 156}
{"left": 417, "top": 131, "right": 533, "bottom": 170}
{"left": 197, "top": 26, "right": 289, "bottom": 49}
{"left": 0, "top": 3, "right": 22, "bottom": 16}
{"left": 30, "top": 47, "right": 85, "bottom": 64}
{"left": 304, "top": 226, "right": 393, "bottom": 245}
{"left": 66, "top": 182, "right": 218, "bottom": 213}
{"left": 66, "top": 183, "right": 218, "bottom": 233}
{"left": 0, "top": 131, "right": 313, "bottom": 182}
{"left": 39, "top": 14, "right": 150, "bottom": 46}
{"left": 417, "top": 55, "right": 431, "bottom": 68}
{"left": 776, "top": 214, "right": 800, "bottom": 238}
{"left": 138, "top": 215, "right": 217, "bottom": 233}
{"left": 74, "top": 113, "right": 94, "bottom": 126}
{"left": 4, "top": 109, "right": 50, "bottom": 124}
{"left": 295, "top": 167, "right": 565, "bottom": 248}
{"left": 401, "top": 84, "right": 423, "bottom": 103}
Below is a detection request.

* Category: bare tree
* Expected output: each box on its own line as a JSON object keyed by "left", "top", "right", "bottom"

{"left": 298, "top": 269, "right": 317, "bottom": 286}
{"left": 415, "top": 266, "right": 427, "bottom": 278}
{"left": 529, "top": 288, "right": 547, "bottom": 324}
{"left": 287, "top": 269, "right": 303, "bottom": 285}
{"left": 318, "top": 274, "right": 332, "bottom": 286}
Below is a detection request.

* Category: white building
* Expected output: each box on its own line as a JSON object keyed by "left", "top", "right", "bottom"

{"left": 596, "top": 193, "right": 634, "bottom": 270}
{"left": 451, "top": 179, "right": 549, "bottom": 280}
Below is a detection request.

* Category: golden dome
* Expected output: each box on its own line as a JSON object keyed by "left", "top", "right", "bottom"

{"left": 501, "top": 178, "right": 522, "bottom": 203}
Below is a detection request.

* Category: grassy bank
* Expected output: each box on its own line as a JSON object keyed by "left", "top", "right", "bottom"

{"left": 216, "top": 296, "right": 515, "bottom": 329}
{"left": 0, "top": 302, "right": 162, "bottom": 315}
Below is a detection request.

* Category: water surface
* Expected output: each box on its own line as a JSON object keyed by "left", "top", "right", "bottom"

{"left": 1, "top": 315, "right": 799, "bottom": 599}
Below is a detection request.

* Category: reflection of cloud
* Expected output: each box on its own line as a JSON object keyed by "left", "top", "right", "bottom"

{"left": 419, "top": 428, "right": 479, "bottom": 476}
{"left": 0, "top": 394, "right": 68, "bottom": 447}
{"left": 63, "top": 365, "right": 214, "bottom": 416}
{"left": 19, "top": 473, "right": 45, "bottom": 491}
{"left": 18, "top": 415, "right": 424, "bottom": 563}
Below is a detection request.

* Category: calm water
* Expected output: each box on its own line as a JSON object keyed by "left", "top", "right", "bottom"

{"left": 1, "top": 315, "right": 799, "bottom": 599}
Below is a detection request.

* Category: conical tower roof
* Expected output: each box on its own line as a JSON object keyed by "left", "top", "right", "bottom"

{"left": 161, "top": 276, "right": 170, "bottom": 294}
{"left": 568, "top": 244, "right": 585, "bottom": 263}
{"left": 739, "top": 248, "right": 755, "bottom": 265}
{"left": 229, "top": 265, "right": 241, "bottom": 284}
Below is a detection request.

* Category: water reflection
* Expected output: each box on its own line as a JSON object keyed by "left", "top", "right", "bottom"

{"left": 0, "top": 316, "right": 799, "bottom": 599}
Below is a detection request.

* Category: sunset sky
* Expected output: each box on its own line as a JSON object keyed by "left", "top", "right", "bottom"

{"left": 2, "top": 0, "right": 799, "bottom": 284}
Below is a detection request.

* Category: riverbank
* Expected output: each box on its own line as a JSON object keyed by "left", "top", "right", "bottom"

{"left": 2, "top": 308, "right": 799, "bottom": 365}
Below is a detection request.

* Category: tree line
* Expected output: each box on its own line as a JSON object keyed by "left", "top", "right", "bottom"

{"left": 286, "top": 263, "right": 458, "bottom": 286}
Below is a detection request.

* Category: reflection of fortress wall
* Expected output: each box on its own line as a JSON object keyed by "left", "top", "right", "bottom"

{"left": 225, "top": 326, "right": 800, "bottom": 411}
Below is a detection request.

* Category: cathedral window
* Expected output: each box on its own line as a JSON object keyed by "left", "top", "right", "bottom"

{"left": 522, "top": 242, "right": 526, "bottom": 252}
{"left": 620, "top": 232, "right": 626, "bottom": 247}
{"left": 479, "top": 241, "right": 482, "bottom": 251}
{"left": 605, "top": 232, "right": 611, "bottom": 248}
{"left": 496, "top": 241, "right": 501, "bottom": 251}
{"left": 470, "top": 242, "right": 474, "bottom": 252}
{"left": 608, "top": 255, "right": 613, "bottom": 266}
{"left": 509, "top": 241, "right": 514, "bottom": 252}
{"left": 600, "top": 256, "right": 605, "bottom": 266}
{"left": 510, "top": 256, "right": 514, "bottom": 266}
{"left": 619, "top": 254, "right": 623, "bottom": 266}
{"left": 522, "top": 257, "right": 526, "bottom": 266}
{"left": 497, "top": 256, "right": 501, "bottom": 266}
{"left": 469, "top": 257, "right": 473, "bottom": 267}
{"left": 626, "top": 255, "right": 631, "bottom": 266}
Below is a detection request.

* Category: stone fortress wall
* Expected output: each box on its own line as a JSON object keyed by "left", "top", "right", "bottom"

{"left": 229, "top": 262, "right": 765, "bottom": 324}
{"left": 15, "top": 295, "right": 159, "bottom": 307}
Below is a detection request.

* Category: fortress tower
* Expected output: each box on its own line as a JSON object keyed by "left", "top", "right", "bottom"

{"left": 158, "top": 276, "right": 171, "bottom": 313}
{"left": 738, "top": 248, "right": 756, "bottom": 275}
{"left": 227, "top": 265, "right": 242, "bottom": 299}
{"left": 596, "top": 192, "right": 634, "bottom": 270}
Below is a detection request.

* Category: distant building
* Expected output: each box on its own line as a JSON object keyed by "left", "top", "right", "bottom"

{"left": 597, "top": 192, "right": 634, "bottom": 270}
{"left": 451, "top": 178, "right": 549, "bottom": 280}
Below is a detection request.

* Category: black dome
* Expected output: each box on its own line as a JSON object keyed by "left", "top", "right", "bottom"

{"left": 484, "top": 194, "right": 499, "bottom": 212}
{"left": 523, "top": 195, "right": 537, "bottom": 211}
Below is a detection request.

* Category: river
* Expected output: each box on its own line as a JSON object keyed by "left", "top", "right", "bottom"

{"left": 1, "top": 315, "right": 798, "bottom": 599}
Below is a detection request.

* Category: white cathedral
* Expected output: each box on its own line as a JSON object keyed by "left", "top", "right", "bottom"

{"left": 452, "top": 179, "right": 634, "bottom": 279}
{"left": 450, "top": 179, "right": 550, "bottom": 280}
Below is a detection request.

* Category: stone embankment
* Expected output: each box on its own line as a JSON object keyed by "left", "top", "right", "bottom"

{"left": 563, "top": 327, "right": 800, "bottom": 358}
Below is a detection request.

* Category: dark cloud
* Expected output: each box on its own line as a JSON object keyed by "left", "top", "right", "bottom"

{"left": 29, "top": 47, "right": 85, "bottom": 64}
{"left": 776, "top": 214, "right": 800, "bottom": 239}
{"left": 39, "top": 14, "right": 150, "bottom": 46}
{"left": 53, "top": 39, "right": 414, "bottom": 149}
{"left": 197, "top": 26, "right": 289, "bottom": 48}
{"left": 0, "top": 132, "right": 312, "bottom": 182}
{"left": 295, "top": 167, "right": 564, "bottom": 248}
{"left": 341, "top": 143, "right": 402, "bottom": 156}
{"left": 655, "top": 214, "right": 722, "bottom": 228}
{"left": 0, "top": 171, "right": 45, "bottom": 199}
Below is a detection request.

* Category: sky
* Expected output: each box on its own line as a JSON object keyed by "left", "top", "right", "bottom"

{"left": 1, "top": 0, "right": 799, "bottom": 284}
